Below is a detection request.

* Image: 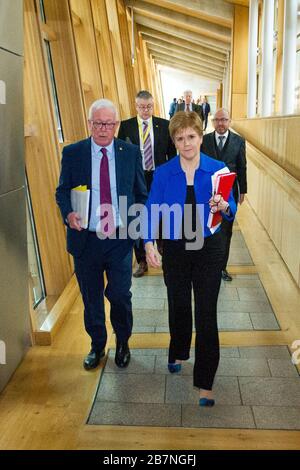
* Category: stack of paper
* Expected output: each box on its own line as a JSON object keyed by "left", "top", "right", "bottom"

{"left": 71, "top": 185, "right": 90, "bottom": 229}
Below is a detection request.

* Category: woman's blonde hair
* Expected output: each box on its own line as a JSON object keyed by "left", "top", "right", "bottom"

{"left": 169, "top": 111, "right": 203, "bottom": 141}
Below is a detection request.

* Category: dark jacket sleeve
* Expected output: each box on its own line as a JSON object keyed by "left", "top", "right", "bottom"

{"left": 134, "top": 147, "right": 148, "bottom": 205}
{"left": 117, "top": 121, "right": 127, "bottom": 142}
{"left": 55, "top": 147, "right": 73, "bottom": 224}
{"left": 236, "top": 138, "right": 247, "bottom": 194}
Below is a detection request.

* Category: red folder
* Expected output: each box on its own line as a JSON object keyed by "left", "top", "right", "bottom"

{"left": 208, "top": 172, "right": 236, "bottom": 229}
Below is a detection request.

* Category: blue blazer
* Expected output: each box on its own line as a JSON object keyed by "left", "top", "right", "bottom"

{"left": 56, "top": 137, "right": 148, "bottom": 257}
{"left": 143, "top": 153, "right": 237, "bottom": 243}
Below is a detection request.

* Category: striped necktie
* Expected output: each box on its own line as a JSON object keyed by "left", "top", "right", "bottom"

{"left": 143, "top": 121, "right": 153, "bottom": 170}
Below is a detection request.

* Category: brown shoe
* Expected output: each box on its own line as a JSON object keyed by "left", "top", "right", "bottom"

{"left": 133, "top": 261, "right": 148, "bottom": 278}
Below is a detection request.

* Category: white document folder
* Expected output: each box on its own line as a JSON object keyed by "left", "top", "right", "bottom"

{"left": 71, "top": 187, "right": 90, "bottom": 229}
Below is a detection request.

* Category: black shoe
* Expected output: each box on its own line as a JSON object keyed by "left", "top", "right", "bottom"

{"left": 115, "top": 341, "right": 131, "bottom": 368}
{"left": 221, "top": 269, "right": 233, "bottom": 282}
{"left": 83, "top": 349, "right": 105, "bottom": 370}
{"left": 133, "top": 261, "right": 148, "bottom": 278}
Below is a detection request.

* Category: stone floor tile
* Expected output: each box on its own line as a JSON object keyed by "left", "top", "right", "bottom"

{"left": 89, "top": 402, "right": 181, "bottom": 427}
{"left": 104, "top": 355, "right": 155, "bottom": 374}
{"left": 217, "top": 357, "right": 270, "bottom": 377}
{"left": 166, "top": 375, "right": 241, "bottom": 405}
{"left": 132, "top": 297, "right": 165, "bottom": 310}
{"left": 237, "top": 287, "right": 269, "bottom": 302}
{"left": 252, "top": 406, "right": 300, "bottom": 430}
{"left": 250, "top": 313, "right": 280, "bottom": 330}
{"left": 96, "top": 373, "right": 166, "bottom": 403}
{"left": 182, "top": 405, "right": 255, "bottom": 429}
{"left": 268, "top": 359, "right": 299, "bottom": 378}
{"left": 239, "top": 377, "right": 300, "bottom": 406}
{"left": 218, "top": 312, "right": 253, "bottom": 330}
{"left": 239, "top": 346, "right": 290, "bottom": 359}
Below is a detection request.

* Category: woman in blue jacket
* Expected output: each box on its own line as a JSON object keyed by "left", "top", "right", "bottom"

{"left": 143, "top": 111, "right": 237, "bottom": 406}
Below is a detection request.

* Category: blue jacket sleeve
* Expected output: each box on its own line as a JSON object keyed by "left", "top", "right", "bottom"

{"left": 221, "top": 188, "right": 237, "bottom": 221}
{"left": 55, "top": 148, "right": 73, "bottom": 224}
{"left": 142, "top": 168, "right": 164, "bottom": 244}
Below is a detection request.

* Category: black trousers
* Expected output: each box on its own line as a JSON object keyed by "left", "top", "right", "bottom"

{"left": 74, "top": 233, "right": 133, "bottom": 352}
{"left": 221, "top": 218, "right": 233, "bottom": 271}
{"left": 221, "top": 191, "right": 238, "bottom": 270}
{"left": 162, "top": 231, "right": 225, "bottom": 390}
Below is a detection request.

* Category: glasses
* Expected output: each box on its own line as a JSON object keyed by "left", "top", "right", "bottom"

{"left": 136, "top": 105, "right": 153, "bottom": 111}
{"left": 212, "top": 118, "right": 229, "bottom": 123}
{"left": 91, "top": 121, "right": 117, "bottom": 130}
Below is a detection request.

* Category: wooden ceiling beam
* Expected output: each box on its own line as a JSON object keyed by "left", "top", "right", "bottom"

{"left": 125, "top": 0, "right": 231, "bottom": 44}
{"left": 134, "top": 14, "right": 230, "bottom": 52}
{"left": 147, "top": 44, "right": 225, "bottom": 75}
{"left": 153, "top": 58, "right": 222, "bottom": 83}
{"left": 143, "top": 35, "right": 226, "bottom": 69}
{"left": 150, "top": 52, "right": 223, "bottom": 80}
{"left": 138, "top": 25, "right": 227, "bottom": 62}
{"left": 134, "top": 0, "right": 233, "bottom": 28}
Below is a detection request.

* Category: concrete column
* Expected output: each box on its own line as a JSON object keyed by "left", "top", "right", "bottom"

{"left": 261, "top": 0, "right": 275, "bottom": 117}
{"left": 247, "top": 0, "right": 258, "bottom": 117}
{"left": 281, "top": 0, "right": 298, "bottom": 115}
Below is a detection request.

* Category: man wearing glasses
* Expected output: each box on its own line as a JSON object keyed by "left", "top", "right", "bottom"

{"left": 56, "top": 99, "right": 147, "bottom": 370}
{"left": 201, "top": 108, "right": 247, "bottom": 281}
{"left": 118, "top": 90, "right": 176, "bottom": 278}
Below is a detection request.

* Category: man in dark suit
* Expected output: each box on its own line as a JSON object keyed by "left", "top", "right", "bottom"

{"left": 118, "top": 90, "right": 176, "bottom": 277}
{"left": 201, "top": 108, "right": 247, "bottom": 281}
{"left": 56, "top": 99, "right": 147, "bottom": 370}
{"left": 175, "top": 90, "right": 204, "bottom": 122}
{"left": 201, "top": 96, "right": 211, "bottom": 131}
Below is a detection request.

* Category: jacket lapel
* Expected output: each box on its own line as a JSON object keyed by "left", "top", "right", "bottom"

{"left": 114, "top": 138, "right": 122, "bottom": 197}
{"left": 153, "top": 116, "right": 159, "bottom": 159}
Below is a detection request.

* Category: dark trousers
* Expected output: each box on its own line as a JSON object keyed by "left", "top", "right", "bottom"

{"left": 162, "top": 231, "right": 225, "bottom": 390}
{"left": 221, "top": 218, "right": 233, "bottom": 271}
{"left": 221, "top": 191, "right": 239, "bottom": 270}
{"left": 74, "top": 233, "right": 133, "bottom": 352}
{"left": 135, "top": 170, "right": 153, "bottom": 264}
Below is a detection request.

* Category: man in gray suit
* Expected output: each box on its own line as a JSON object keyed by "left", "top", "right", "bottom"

{"left": 201, "top": 108, "right": 247, "bottom": 281}
{"left": 175, "top": 90, "right": 204, "bottom": 122}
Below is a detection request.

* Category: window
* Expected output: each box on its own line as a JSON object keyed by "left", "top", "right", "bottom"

{"left": 26, "top": 178, "right": 46, "bottom": 308}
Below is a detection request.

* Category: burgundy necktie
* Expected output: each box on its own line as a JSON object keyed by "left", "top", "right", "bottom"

{"left": 186, "top": 104, "right": 190, "bottom": 112}
{"left": 100, "top": 147, "right": 114, "bottom": 236}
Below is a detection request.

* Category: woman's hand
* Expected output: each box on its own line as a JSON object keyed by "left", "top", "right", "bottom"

{"left": 145, "top": 242, "right": 161, "bottom": 268}
{"left": 209, "top": 194, "right": 230, "bottom": 214}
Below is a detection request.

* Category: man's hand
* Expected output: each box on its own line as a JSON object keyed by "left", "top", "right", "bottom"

{"left": 239, "top": 193, "right": 245, "bottom": 204}
{"left": 145, "top": 242, "right": 161, "bottom": 268}
{"left": 67, "top": 212, "right": 82, "bottom": 231}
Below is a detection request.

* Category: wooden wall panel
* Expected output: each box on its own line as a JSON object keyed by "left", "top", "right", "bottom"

{"left": 232, "top": 116, "right": 300, "bottom": 181}
{"left": 246, "top": 142, "right": 300, "bottom": 287}
{"left": 43, "top": 0, "right": 87, "bottom": 144}
{"left": 69, "top": 0, "right": 103, "bottom": 114}
{"left": 231, "top": 5, "right": 248, "bottom": 119}
{"left": 125, "top": 8, "right": 141, "bottom": 95}
{"left": 138, "top": 33, "right": 150, "bottom": 91}
{"left": 116, "top": 0, "right": 138, "bottom": 114}
{"left": 90, "top": 0, "right": 120, "bottom": 105}
{"left": 105, "top": 0, "right": 132, "bottom": 119}
{"left": 24, "top": 0, "right": 73, "bottom": 296}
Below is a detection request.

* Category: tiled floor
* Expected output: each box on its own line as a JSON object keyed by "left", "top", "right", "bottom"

{"left": 88, "top": 346, "right": 300, "bottom": 430}
{"left": 130, "top": 273, "right": 280, "bottom": 332}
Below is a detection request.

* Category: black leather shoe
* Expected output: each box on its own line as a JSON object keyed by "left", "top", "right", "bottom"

{"left": 83, "top": 349, "right": 105, "bottom": 370}
{"left": 115, "top": 341, "right": 131, "bottom": 368}
{"left": 221, "top": 269, "right": 233, "bottom": 282}
{"left": 133, "top": 261, "right": 148, "bottom": 278}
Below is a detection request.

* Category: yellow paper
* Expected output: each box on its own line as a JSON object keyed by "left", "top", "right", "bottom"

{"left": 72, "top": 185, "right": 87, "bottom": 191}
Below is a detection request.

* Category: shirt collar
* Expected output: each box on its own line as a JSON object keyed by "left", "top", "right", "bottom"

{"left": 91, "top": 137, "right": 114, "bottom": 160}
{"left": 215, "top": 130, "right": 229, "bottom": 141}
{"left": 137, "top": 115, "right": 152, "bottom": 126}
